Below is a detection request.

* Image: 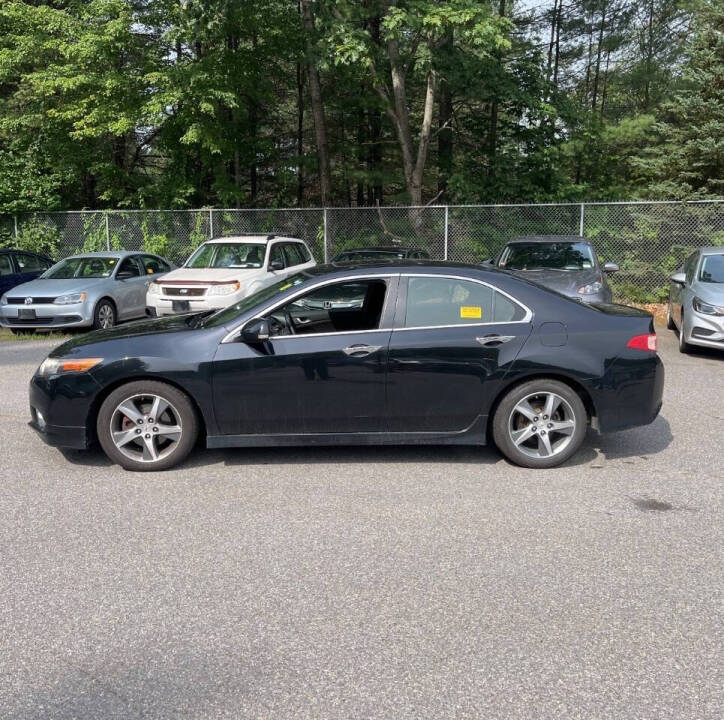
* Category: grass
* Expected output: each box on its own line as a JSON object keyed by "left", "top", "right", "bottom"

{"left": 0, "top": 327, "right": 73, "bottom": 343}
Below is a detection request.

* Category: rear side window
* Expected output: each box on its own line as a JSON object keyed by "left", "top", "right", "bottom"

{"left": 0, "top": 254, "right": 13, "bottom": 275}
{"left": 404, "top": 277, "right": 526, "bottom": 328}
{"left": 14, "top": 252, "right": 45, "bottom": 272}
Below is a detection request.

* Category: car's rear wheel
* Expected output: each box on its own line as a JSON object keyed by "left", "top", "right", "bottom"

{"left": 97, "top": 381, "right": 198, "bottom": 471}
{"left": 93, "top": 299, "right": 116, "bottom": 330}
{"left": 492, "top": 379, "right": 587, "bottom": 469}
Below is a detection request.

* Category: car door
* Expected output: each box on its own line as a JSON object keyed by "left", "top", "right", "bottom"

{"left": 13, "top": 252, "right": 49, "bottom": 285}
{"left": 212, "top": 275, "right": 397, "bottom": 436}
{"left": 113, "top": 256, "right": 149, "bottom": 319}
{"left": 386, "top": 274, "right": 532, "bottom": 433}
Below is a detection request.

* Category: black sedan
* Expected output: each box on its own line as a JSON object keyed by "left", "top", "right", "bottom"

{"left": 28, "top": 262, "right": 663, "bottom": 471}
{"left": 332, "top": 246, "right": 431, "bottom": 263}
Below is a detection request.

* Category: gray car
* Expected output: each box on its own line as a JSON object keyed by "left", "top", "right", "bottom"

{"left": 492, "top": 236, "right": 619, "bottom": 304}
{"left": 0, "top": 251, "right": 173, "bottom": 333}
{"left": 668, "top": 246, "right": 724, "bottom": 353}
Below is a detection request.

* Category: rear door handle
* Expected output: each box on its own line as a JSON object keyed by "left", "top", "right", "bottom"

{"left": 343, "top": 344, "right": 383, "bottom": 357}
{"left": 476, "top": 334, "right": 515, "bottom": 346}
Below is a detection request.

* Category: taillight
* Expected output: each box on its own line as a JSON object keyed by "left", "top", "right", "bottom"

{"left": 627, "top": 333, "right": 657, "bottom": 352}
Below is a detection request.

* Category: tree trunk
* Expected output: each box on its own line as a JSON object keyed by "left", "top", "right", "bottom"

{"left": 296, "top": 60, "right": 304, "bottom": 205}
{"left": 300, "top": 0, "right": 332, "bottom": 205}
{"left": 488, "top": 0, "right": 506, "bottom": 177}
{"left": 437, "top": 28, "right": 454, "bottom": 199}
{"left": 592, "top": 2, "right": 608, "bottom": 110}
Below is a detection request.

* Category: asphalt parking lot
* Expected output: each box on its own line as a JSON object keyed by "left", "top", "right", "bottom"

{"left": 0, "top": 329, "right": 722, "bottom": 719}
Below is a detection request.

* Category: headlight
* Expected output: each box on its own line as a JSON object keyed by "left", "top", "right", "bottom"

{"left": 693, "top": 297, "right": 724, "bottom": 316}
{"left": 577, "top": 281, "right": 603, "bottom": 295}
{"left": 37, "top": 357, "right": 103, "bottom": 377}
{"left": 207, "top": 281, "right": 241, "bottom": 296}
{"left": 53, "top": 292, "right": 86, "bottom": 305}
{"left": 148, "top": 282, "right": 160, "bottom": 295}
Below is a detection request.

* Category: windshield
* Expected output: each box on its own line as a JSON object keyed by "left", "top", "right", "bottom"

{"left": 42, "top": 256, "right": 118, "bottom": 279}
{"left": 203, "top": 271, "right": 312, "bottom": 327}
{"left": 335, "top": 250, "right": 406, "bottom": 262}
{"left": 499, "top": 242, "right": 596, "bottom": 271}
{"left": 699, "top": 255, "right": 724, "bottom": 283}
{"left": 185, "top": 242, "right": 265, "bottom": 269}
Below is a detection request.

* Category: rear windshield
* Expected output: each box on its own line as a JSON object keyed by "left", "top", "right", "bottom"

{"left": 186, "top": 242, "right": 265, "bottom": 269}
{"left": 699, "top": 255, "right": 724, "bottom": 283}
{"left": 43, "top": 256, "right": 118, "bottom": 279}
{"left": 499, "top": 242, "right": 595, "bottom": 271}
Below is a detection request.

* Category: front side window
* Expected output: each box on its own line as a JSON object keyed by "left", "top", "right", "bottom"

{"left": 0, "top": 254, "right": 13, "bottom": 276}
{"left": 404, "top": 276, "right": 526, "bottom": 328}
{"left": 499, "top": 242, "right": 595, "bottom": 271}
{"left": 139, "top": 255, "right": 169, "bottom": 275}
{"left": 685, "top": 252, "right": 698, "bottom": 284}
{"left": 117, "top": 257, "right": 141, "bottom": 277}
{"left": 268, "top": 279, "right": 388, "bottom": 336}
{"left": 283, "top": 243, "right": 304, "bottom": 267}
{"left": 14, "top": 252, "right": 45, "bottom": 272}
{"left": 699, "top": 255, "right": 724, "bottom": 283}
{"left": 43, "top": 256, "right": 118, "bottom": 279}
{"left": 268, "top": 244, "right": 285, "bottom": 268}
{"left": 186, "top": 242, "right": 265, "bottom": 269}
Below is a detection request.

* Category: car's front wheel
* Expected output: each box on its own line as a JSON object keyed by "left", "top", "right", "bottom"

{"left": 666, "top": 301, "right": 675, "bottom": 330}
{"left": 93, "top": 299, "right": 116, "bottom": 330}
{"left": 97, "top": 381, "right": 199, "bottom": 471}
{"left": 678, "top": 311, "right": 689, "bottom": 353}
{"left": 492, "top": 379, "right": 587, "bottom": 469}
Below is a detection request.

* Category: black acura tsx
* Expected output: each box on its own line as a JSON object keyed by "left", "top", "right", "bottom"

{"left": 28, "top": 262, "right": 664, "bottom": 471}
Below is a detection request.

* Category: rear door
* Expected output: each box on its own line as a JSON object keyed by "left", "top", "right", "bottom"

{"left": 386, "top": 274, "right": 532, "bottom": 433}
{"left": 114, "top": 256, "right": 148, "bottom": 319}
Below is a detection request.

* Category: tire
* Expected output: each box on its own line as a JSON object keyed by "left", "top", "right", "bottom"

{"left": 93, "top": 299, "right": 116, "bottom": 330}
{"left": 97, "top": 380, "right": 199, "bottom": 471}
{"left": 492, "top": 379, "right": 588, "bottom": 469}
{"left": 666, "top": 302, "right": 675, "bottom": 330}
{"left": 678, "top": 311, "right": 689, "bottom": 353}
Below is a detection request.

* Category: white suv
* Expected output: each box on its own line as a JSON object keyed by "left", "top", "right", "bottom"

{"left": 146, "top": 235, "right": 316, "bottom": 316}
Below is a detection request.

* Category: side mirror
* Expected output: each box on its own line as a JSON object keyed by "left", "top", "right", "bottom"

{"left": 269, "top": 259, "right": 284, "bottom": 272}
{"left": 603, "top": 262, "right": 619, "bottom": 273}
{"left": 116, "top": 270, "right": 134, "bottom": 280}
{"left": 241, "top": 318, "right": 270, "bottom": 343}
{"left": 670, "top": 272, "right": 686, "bottom": 285}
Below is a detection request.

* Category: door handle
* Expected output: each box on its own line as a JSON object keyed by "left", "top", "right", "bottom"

{"left": 296, "top": 316, "right": 311, "bottom": 324}
{"left": 343, "top": 344, "right": 383, "bottom": 357}
{"left": 476, "top": 334, "right": 515, "bottom": 346}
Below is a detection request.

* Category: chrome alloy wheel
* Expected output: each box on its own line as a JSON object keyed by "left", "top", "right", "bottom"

{"left": 507, "top": 391, "right": 577, "bottom": 460}
{"left": 98, "top": 304, "right": 115, "bottom": 329}
{"left": 109, "top": 393, "right": 183, "bottom": 463}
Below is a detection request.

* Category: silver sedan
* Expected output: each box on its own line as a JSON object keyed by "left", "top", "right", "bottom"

{"left": 668, "top": 246, "right": 724, "bottom": 352}
{"left": 0, "top": 251, "right": 173, "bottom": 333}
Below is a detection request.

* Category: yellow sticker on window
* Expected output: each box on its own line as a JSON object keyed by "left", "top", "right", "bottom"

{"left": 460, "top": 306, "right": 482, "bottom": 319}
{"left": 279, "top": 283, "right": 292, "bottom": 291}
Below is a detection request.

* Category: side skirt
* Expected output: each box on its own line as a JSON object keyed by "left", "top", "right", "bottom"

{"left": 207, "top": 415, "right": 488, "bottom": 449}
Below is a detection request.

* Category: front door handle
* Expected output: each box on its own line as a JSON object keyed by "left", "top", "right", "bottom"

{"left": 343, "top": 344, "right": 383, "bottom": 357}
{"left": 476, "top": 334, "right": 515, "bottom": 346}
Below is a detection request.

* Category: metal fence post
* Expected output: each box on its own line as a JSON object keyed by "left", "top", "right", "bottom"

{"left": 579, "top": 203, "right": 585, "bottom": 236}
{"left": 209, "top": 208, "right": 214, "bottom": 239}
{"left": 13, "top": 215, "right": 18, "bottom": 239}
{"left": 444, "top": 205, "right": 449, "bottom": 260}
{"left": 105, "top": 213, "right": 111, "bottom": 250}
{"left": 323, "top": 208, "right": 328, "bottom": 263}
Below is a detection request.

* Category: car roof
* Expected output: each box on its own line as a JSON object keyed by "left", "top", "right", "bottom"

{"left": 506, "top": 235, "right": 589, "bottom": 244}
{"left": 66, "top": 251, "right": 140, "bottom": 259}
{"left": 0, "top": 247, "right": 48, "bottom": 256}
{"left": 699, "top": 246, "right": 724, "bottom": 256}
{"left": 336, "top": 247, "right": 420, "bottom": 253}
{"left": 205, "top": 235, "right": 304, "bottom": 245}
{"left": 307, "top": 259, "right": 501, "bottom": 277}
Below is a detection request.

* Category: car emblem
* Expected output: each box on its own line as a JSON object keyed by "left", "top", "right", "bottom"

{"left": 24, "top": 297, "right": 33, "bottom": 305}
{"left": 323, "top": 300, "right": 332, "bottom": 310}
{"left": 180, "top": 288, "right": 188, "bottom": 294}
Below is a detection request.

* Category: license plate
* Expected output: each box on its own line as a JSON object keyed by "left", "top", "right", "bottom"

{"left": 18, "top": 309, "right": 36, "bottom": 320}
{"left": 172, "top": 300, "right": 191, "bottom": 312}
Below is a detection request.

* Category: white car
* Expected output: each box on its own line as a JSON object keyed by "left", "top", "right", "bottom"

{"left": 146, "top": 235, "right": 316, "bottom": 316}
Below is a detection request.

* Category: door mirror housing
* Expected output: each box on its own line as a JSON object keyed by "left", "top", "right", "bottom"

{"left": 603, "top": 262, "right": 619, "bottom": 273}
{"left": 116, "top": 270, "right": 135, "bottom": 280}
{"left": 241, "top": 318, "right": 270, "bottom": 343}
{"left": 269, "top": 259, "right": 284, "bottom": 272}
{"left": 670, "top": 272, "right": 686, "bottom": 285}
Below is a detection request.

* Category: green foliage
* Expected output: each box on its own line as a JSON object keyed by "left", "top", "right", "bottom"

{"left": 4, "top": 217, "right": 62, "bottom": 258}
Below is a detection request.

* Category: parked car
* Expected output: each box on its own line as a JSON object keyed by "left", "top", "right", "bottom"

{"left": 30, "top": 261, "right": 663, "bottom": 472}
{"left": 0, "top": 248, "right": 54, "bottom": 299}
{"left": 667, "top": 246, "right": 724, "bottom": 353}
{"left": 332, "top": 247, "right": 431, "bottom": 263}
{"left": 490, "top": 236, "right": 619, "bottom": 304}
{"left": 0, "top": 251, "right": 172, "bottom": 333}
{"left": 146, "top": 235, "right": 316, "bottom": 317}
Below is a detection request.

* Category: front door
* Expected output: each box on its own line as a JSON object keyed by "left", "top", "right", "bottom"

{"left": 212, "top": 276, "right": 397, "bottom": 435}
{"left": 386, "top": 275, "right": 532, "bottom": 432}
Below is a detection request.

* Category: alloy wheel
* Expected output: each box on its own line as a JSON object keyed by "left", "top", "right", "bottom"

{"left": 110, "top": 393, "right": 183, "bottom": 463}
{"left": 507, "top": 391, "right": 576, "bottom": 460}
{"left": 98, "top": 304, "right": 115, "bottom": 329}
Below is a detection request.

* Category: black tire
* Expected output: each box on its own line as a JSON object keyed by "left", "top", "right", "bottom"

{"left": 666, "top": 302, "right": 675, "bottom": 330}
{"left": 97, "top": 380, "right": 199, "bottom": 471}
{"left": 93, "top": 298, "right": 116, "bottom": 330}
{"left": 678, "top": 311, "right": 689, "bottom": 353}
{"left": 492, "top": 379, "right": 588, "bottom": 469}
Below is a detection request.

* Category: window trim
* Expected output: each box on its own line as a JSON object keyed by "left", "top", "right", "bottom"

{"left": 222, "top": 273, "right": 398, "bottom": 343}
{"left": 393, "top": 273, "right": 532, "bottom": 331}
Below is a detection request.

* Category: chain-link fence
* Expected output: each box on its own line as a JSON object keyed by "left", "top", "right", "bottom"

{"left": 2, "top": 201, "right": 722, "bottom": 302}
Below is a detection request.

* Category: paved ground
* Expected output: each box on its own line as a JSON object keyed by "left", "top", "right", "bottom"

{"left": 0, "top": 329, "right": 722, "bottom": 719}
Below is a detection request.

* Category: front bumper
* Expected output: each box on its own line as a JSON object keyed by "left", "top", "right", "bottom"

{"left": 146, "top": 292, "right": 242, "bottom": 316}
{"left": 0, "top": 302, "right": 93, "bottom": 328}
{"left": 684, "top": 310, "right": 724, "bottom": 350}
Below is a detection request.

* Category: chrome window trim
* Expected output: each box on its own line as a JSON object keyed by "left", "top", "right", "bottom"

{"left": 221, "top": 272, "right": 398, "bottom": 343}
{"left": 396, "top": 272, "right": 533, "bottom": 329}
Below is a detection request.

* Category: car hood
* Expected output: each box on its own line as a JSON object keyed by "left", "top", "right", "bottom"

{"left": 50, "top": 313, "right": 208, "bottom": 356}
{"left": 692, "top": 281, "right": 724, "bottom": 305}
{"left": 504, "top": 267, "right": 602, "bottom": 296}
{"left": 5, "top": 277, "right": 108, "bottom": 297}
{"left": 159, "top": 267, "right": 265, "bottom": 284}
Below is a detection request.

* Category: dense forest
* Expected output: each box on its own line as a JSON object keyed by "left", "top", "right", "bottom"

{"left": 0, "top": 0, "right": 721, "bottom": 213}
